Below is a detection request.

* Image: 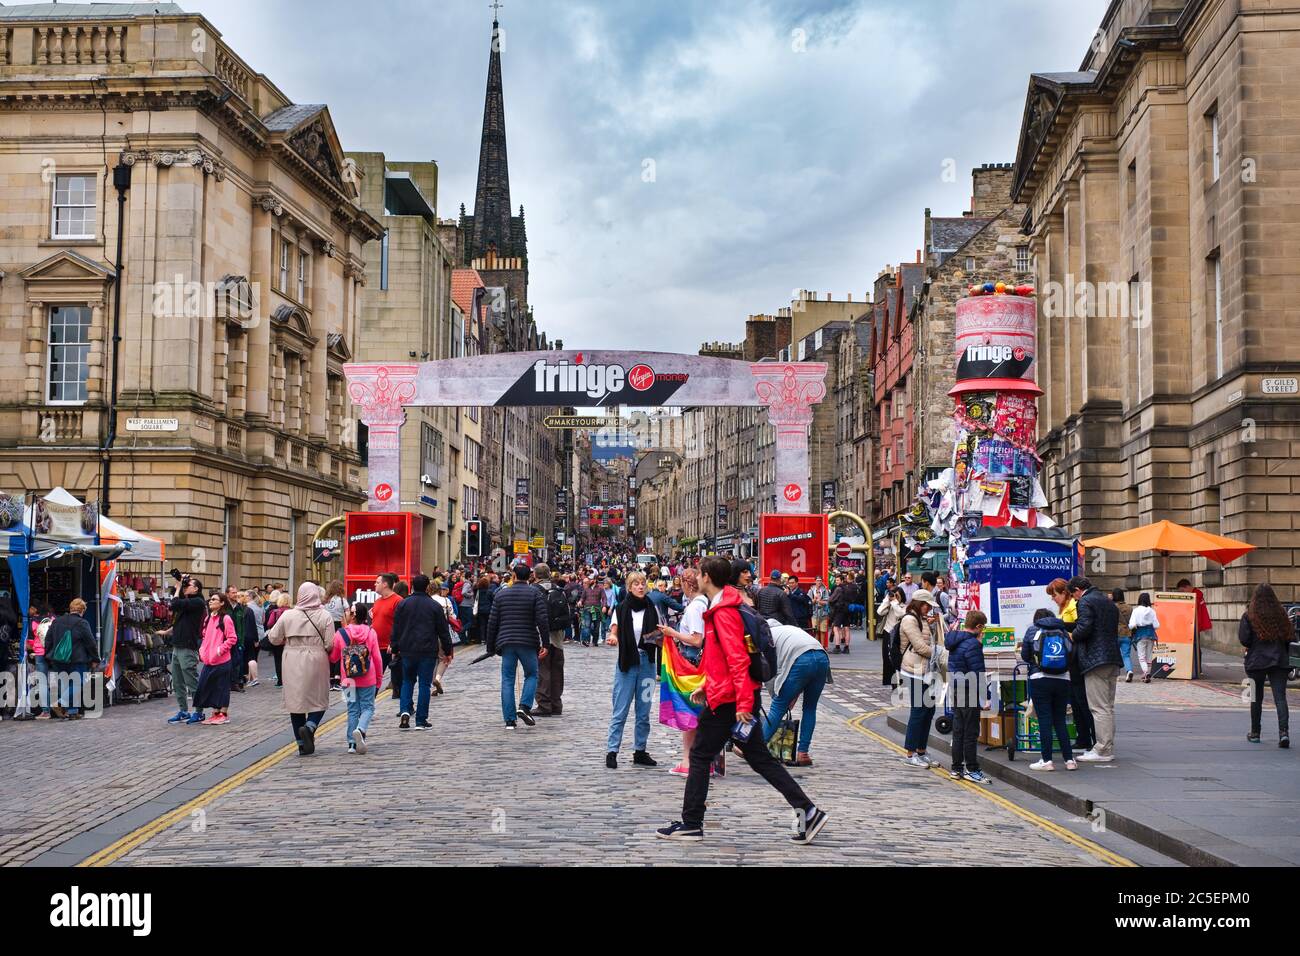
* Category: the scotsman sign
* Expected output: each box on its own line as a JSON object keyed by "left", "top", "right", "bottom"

{"left": 344, "top": 350, "right": 828, "bottom": 516}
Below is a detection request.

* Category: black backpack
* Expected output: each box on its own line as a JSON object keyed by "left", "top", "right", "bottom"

{"left": 544, "top": 585, "right": 569, "bottom": 631}
{"left": 735, "top": 603, "right": 779, "bottom": 683}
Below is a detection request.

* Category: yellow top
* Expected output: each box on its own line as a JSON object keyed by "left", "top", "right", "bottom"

{"left": 1061, "top": 598, "right": 1078, "bottom": 624}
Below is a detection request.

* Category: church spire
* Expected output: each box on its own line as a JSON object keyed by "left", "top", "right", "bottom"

{"left": 469, "top": 7, "right": 514, "bottom": 265}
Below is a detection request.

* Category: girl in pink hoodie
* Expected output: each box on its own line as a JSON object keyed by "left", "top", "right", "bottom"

{"left": 330, "top": 604, "right": 382, "bottom": 754}
{"left": 195, "top": 592, "right": 238, "bottom": 725}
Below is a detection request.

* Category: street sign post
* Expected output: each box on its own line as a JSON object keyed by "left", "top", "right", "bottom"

{"left": 835, "top": 540, "right": 852, "bottom": 559}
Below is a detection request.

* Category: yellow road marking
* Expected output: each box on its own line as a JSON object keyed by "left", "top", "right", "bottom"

{"left": 78, "top": 710, "right": 350, "bottom": 867}
{"left": 847, "top": 711, "right": 1136, "bottom": 868}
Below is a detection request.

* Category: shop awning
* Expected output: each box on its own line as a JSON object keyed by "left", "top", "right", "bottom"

{"left": 99, "top": 512, "right": 165, "bottom": 563}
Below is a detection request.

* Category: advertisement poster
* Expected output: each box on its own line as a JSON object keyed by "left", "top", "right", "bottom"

{"left": 1153, "top": 591, "right": 1196, "bottom": 680}
{"left": 996, "top": 585, "right": 1051, "bottom": 638}
{"left": 514, "top": 478, "right": 530, "bottom": 514}
{"left": 758, "top": 514, "right": 828, "bottom": 585}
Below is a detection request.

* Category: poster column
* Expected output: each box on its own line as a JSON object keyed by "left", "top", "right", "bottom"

{"left": 345, "top": 365, "right": 418, "bottom": 512}
{"left": 752, "top": 363, "right": 827, "bottom": 516}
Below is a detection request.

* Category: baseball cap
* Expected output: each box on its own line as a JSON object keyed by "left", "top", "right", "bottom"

{"left": 770, "top": 570, "right": 782, "bottom": 582}
{"left": 911, "top": 588, "right": 939, "bottom": 608}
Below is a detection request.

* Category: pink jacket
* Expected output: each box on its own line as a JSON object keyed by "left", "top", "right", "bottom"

{"left": 330, "top": 624, "right": 382, "bottom": 689}
{"left": 199, "top": 613, "right": 238, "bottom": 666}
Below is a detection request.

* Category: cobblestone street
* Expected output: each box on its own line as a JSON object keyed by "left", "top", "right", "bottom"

{"left": 0, "top": 641, "right": 1132, "bottom": 867}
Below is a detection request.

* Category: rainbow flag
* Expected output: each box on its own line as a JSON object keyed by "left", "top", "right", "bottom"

{"left": 659, "top": 637, "right": 705, "bottom": 730}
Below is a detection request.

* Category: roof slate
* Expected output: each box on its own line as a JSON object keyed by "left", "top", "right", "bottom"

{"left": 0, "top": 2, "right": 184, "bottom": 18}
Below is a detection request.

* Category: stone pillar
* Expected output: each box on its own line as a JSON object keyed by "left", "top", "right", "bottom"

{"left": 246, "top": 196, "right": 280, "bottom": 425}
{"left": 308, "top": 240, "right": 332, "bottom": 441}
{"left": 345, "top": 363, "right": 419, "bottom": 512}
{"left": 751, "top": 363, "right": 827, "bottom": 515}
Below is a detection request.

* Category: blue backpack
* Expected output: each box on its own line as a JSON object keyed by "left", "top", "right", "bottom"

{"left": 1034, "top": 626, "right": 1072, "bottom": 675}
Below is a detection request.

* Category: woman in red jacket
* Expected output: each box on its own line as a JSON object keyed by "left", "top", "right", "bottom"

{"left": 194, "top": 592, "right": 238, "bottom": 725}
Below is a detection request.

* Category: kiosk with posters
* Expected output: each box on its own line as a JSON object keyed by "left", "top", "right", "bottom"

{"left": 758, "top": 514, "right": 828, "bottom": 585}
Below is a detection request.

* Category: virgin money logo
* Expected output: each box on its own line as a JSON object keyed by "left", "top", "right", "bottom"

{"left": 783, "top": 483, "right": 803, "bottom": 502}
{"left": 627, "top": 364, "right": 655, "bottom": 391}
{"left": 374, "top": 483, "right": 393, "bottom": 502}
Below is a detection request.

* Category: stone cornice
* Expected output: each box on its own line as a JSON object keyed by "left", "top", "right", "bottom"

{"left": 120, "top": 147, "right": 227, "bottom": 181}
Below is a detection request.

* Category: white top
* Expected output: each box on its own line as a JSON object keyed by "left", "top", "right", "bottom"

{"left": 1129, "top": 606, "right": 1160, "bottom": 630}
{"left": 766, "top": 621, "right": 827, "bottom": 697}
{"left": 631, "top": 609, "right": 646, "bottom": 641}
{"left": 680, "top": 594, "right": 707, "bottom": 637}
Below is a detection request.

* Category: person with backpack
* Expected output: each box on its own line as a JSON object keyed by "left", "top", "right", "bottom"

{"left": 877, "top": 583, "right": 907, "bottom": 683}
{"left": 656, "top": 556, "right": 828, "bottom": 844}
{"left": 267, "top": 582, "right": 337, "bottom": 756}
{"left": 1129, "top": 592, "right": 1160, "bottom": 682}
{"left": 606, "top": 571, "right": 661, "bottom": 767}
{"left": 193, "top": 592, "right": 238, "bottom": 725}
{"left": 898, "top": 591, "right": 941, "bottom": 768}
{"left": 392, "top": 573, "right": 454, "bottom": 731}
{"left": 945, "top": 610, "right": 992, "bottom": 785}
{"left": 1239, "top": 583, "right": 1291, "bottom": 748}
{"left": 431, "top": 580, "right": 459, "bottom": 696}
{"left": 533, "top": 564, "right": 568, "bottom": 717}
{"left": 1021, "top": 607, "right": 1077, "bottom": 771}
{"left": 331, "top": 603, "right": 382, "bottom": 754}
{"left": 45, "top": 598, "right": 100, "bottom": 720}
{"left": 25, "top": 603, "right": 54, "bottom": 718}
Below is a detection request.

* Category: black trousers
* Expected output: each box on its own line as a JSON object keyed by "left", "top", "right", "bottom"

{"left": 682, "top": 695, "right": 813, "bottom": 829}
{"left": 1069, "top": 680, "right": 1095, "bottom": 749}
{"left": 388, "top": 653, "right": 404, "bottom": 700}
{"left": 1250, "top": 668, "right": 1290, "bottom": 735}
{"left": 290, "top": 710, "right": 325, "bottom": 737}
{"left": 951, "top": 705, "right": 981, "bottom": 772}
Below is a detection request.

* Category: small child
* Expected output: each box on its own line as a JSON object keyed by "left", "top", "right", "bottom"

{"left": 945, "top": 610, "right": 991, "bottom": 785}
{"left": 330, "top": 603, "right": 382, "bottom": 754}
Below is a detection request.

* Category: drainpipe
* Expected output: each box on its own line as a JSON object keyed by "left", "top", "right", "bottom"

{"left": 100, "top": 161, "right": 131, "bottom": 515}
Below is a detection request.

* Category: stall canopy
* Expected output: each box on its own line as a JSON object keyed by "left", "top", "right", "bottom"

{"left": 1083, "top": 519, "right": 1254, "bottom": 588}
{"left": 41, "top": 487, "right": 164, "bottom": 562}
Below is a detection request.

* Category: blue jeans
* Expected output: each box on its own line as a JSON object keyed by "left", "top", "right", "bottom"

{"left": 347, "top": 684, "right": 377, "bottom": 745}
{"left": 607, "top": 649, "right": 655, "bottom": 753}
{"left": 30, "top": 657, "right": 51, "bottom": 713}
{"left": 57, "top": 664, "right": 89, "bottom": 715}
{"left": 500, "top": 646, "right": 539, "bottom": 723}
{"left": 1028, "top": 677, "right": 1074, "bottom": 762}
{"left": 598, "top": 613, "right": 611, "bottom": 643}
{"left": 762, "top": 649, "right": 830, "bottom": 754}
{"left": 400, "top": 655, "right": 437, "bottom": 725}
{"left": 1118, "top": 636, "right": 1133, "bottom": 674}
{"left": 901, "top": 674, "right": 936, "bottom": 752}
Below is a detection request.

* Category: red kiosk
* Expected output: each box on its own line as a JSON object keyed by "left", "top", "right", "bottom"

{"left": 343, "top": 511, "right": 422, "bottom": 603}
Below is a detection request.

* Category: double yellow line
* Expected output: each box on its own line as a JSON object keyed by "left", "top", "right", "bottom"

{"left": 78, "top": 710, "right": 351, "bottom": 867}
{"left": 847, "top": 710, "right": 1135, "bottom": 867}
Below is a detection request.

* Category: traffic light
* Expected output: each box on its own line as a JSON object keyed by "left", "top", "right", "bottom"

{"left": 465, "top": 519, "right": 484, "bottom": 557}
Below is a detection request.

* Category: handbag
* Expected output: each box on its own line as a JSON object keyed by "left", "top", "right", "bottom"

{"left": 763, "top": 705, "right": 800, "bottom": 766}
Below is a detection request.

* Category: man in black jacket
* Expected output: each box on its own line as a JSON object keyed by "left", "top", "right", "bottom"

{"left": 487, "top": 563, "right": 550, "bottom": 729}
{"left": 46, "top": 598, "right": 99, "bottom": 719}
{"left": 533, "top": 563, "right": 567, "bottom": 717}
{"left": 1068, "top": 576, "right": 1122, "bottom": 762}
{"left": 392, "top": 574, "right": 453, "bottom": 730}
{"left": 167, "top": 576, "right": 207, "bottom": 724}
{"left": 756, "top": 570, "right": 795, "bottom": 626}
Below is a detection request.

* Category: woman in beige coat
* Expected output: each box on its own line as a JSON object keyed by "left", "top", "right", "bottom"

{"left": 899, "top": 590, "right": 942, "bottom": 768}
{"left": 267, "top": 582, "right": 335, "bottom": 755}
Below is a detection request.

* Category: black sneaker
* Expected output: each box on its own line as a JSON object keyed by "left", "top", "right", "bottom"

{"left": 633, "top": 750, "right": 658, "bottom": 767}
{"left": 842, "top": 646, "right": 850, "bottom": 655}
{"left": 605, "top": 751, "right": 617, "bottom": 769}
{"left": 505, "top": 721, "right": 517, "bottom": 730}
{"left": 297, "top": 723, "right": 316, "bottom": 756}
{"left": 1281, "top": 734, "right": 1290, "bottom": 749}
{"left": 415, "top": 721, "right": 432, "bottom": 731}
{"left": 656, "top": 821, "right": 703, "bottom": 842}
{"left": 399, "top": 713, "right": 411, "bottom": 730}
{"left": 516, "top": 708, "right": 536, "bottom": 727}
{"left": 791, "top": 806, "right": 829, "bottom": 845}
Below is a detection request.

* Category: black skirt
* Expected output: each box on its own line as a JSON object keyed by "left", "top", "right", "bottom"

{"left": 194, "top": 660, "right": 232, "bottom": 710}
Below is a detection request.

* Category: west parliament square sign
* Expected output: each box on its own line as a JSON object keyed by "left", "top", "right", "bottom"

{"left": 343, "top": 351, "right": 828, "bottom": 515}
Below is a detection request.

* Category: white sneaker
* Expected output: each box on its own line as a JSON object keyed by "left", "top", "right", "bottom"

{"left": 902, "top": 754, "right": 930, "bottom": 769}
{"left": 1064, "top": 759, "right": 1079, "bottom": 770}
{"left": 1076, "top": 750, "right": 1113, "bottom": 762}
{"left": 1029, "top": 759, "right": 1055, "bottom": 771}
{"left": 919, "top": 753, "right": 941, "bottom": 767}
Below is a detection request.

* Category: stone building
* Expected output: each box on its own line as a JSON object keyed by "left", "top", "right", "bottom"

{"left": 1012, "top": 0, "right": 1300, "bottom": 649}
{"left": 832, "top": 315, "right": 873, "bottom": 519}
{"left": 912, "top": 164, "right": 1031, "bottom": 485}
{"left": 350, "top": 153, "right": 473, "bottom": 568}
{"left": 0, "top": 3, "right": 381, "bottom": 589}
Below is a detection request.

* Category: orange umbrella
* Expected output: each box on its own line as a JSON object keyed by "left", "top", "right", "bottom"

{"left": 1083, "top": 519, "right": 1254, "bottom": 588}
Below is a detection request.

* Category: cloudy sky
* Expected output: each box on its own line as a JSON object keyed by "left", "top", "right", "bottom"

{"left": 205, "top": 0, "right": 1109, "bottom": 350}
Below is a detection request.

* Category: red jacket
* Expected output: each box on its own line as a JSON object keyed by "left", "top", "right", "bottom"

{"left": 701, "top": 586, "right": 759, "bottom": 711}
